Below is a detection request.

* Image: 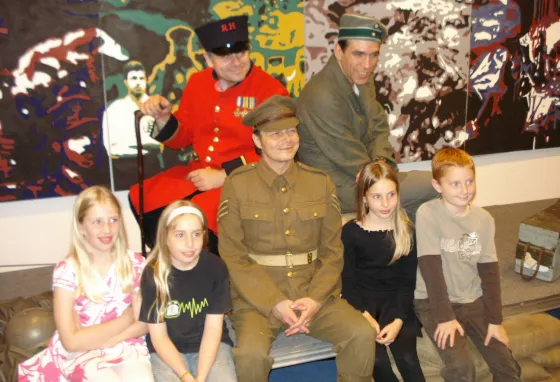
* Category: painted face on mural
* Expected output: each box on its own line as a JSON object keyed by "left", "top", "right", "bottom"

{"left": 334, "top": 39, "right": 381, "bottom": 86}
{"left": 125, "top": 69, "right": 146, "bottom": 98}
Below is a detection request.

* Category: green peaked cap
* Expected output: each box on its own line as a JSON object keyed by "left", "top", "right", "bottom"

{"left": 338, "top": 13, "right": 388, "bottom": 42}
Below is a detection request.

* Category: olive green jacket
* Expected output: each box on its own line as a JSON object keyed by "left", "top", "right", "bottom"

{"left": 218, "top": 160, "right": 343, "bottom": 317}
{"left": 297, "top": 55, "right": 394, "bottom": 213}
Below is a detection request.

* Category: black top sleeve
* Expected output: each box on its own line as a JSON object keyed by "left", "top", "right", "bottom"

{"left": 208, "top": 258, "right": 233, "bottom": 315}
{"left": 153, "top": 114, "right": 179, "bottom": 142}
{"left": 395, "top": 239, "right": 418, "bottom": 321}
{"left": 341, "top": 222, "right": 365, "bottom": 311}
{"left": 222, "top": 157, "right": 249, "bottom": 175}
{"left": 138, "top": 266, "right": 161, "bottom": 324}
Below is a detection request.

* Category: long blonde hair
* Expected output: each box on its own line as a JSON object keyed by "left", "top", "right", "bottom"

{"left": 145, "top": 200, "right": 208, "bottom": 322}
{"left": 69, "top": 186, "right": 133, "bottom": 302}
{"left": 356, "top": 160, "right": 413, "bottom": 264}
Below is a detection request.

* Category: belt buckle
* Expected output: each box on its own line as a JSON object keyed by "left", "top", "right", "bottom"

{"left": 307, "top": 252, "right": 312, "bottom": 264}
{"left": 285, "top": 252, "right": 294, "bottom": 268}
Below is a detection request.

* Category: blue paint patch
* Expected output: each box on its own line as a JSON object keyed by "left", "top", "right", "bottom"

{"left": 62, "top": 10, "right": 99, "bottom": 19}
{"left": 471, "top": 2, "right": 521, "bottom": 49}
{"left": 0, "top": 18, "right": 9, "bottom": 36}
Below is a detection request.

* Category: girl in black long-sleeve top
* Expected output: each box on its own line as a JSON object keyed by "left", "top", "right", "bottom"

{"left": 342, "top": 160, "right": 425, "bottom": 382}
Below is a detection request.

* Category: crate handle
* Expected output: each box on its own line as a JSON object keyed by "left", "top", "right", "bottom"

{"left": 519, "top": 244, "right": 544, "bottom": 281}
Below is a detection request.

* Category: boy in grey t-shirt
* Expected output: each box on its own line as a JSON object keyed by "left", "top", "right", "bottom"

{"left": 414, "top": 148, "right": 521, "bottom": 382}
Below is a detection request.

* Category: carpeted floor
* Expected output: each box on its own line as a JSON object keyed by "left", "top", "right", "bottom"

{"left": 487, "top": 198, "right": 560, "bottom": 316}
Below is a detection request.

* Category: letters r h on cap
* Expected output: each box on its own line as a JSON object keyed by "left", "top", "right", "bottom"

{"left": 221, "top": 22, "right": 237, "bottom": 32}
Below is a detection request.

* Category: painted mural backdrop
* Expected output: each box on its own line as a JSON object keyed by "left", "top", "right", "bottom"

{"left": 99, "top": 0, "right": 207, "bottom": 190}
{"left": 100, "top": 0, "right": 304, "bottom": 190}
{"left": 305, "top": 0, "right": 559, "bottom": 162}
{"left": 465, "top": 0, "right": 560, "bottom": 155}
{"left": 0, "top": 1, "right": 111, "bottom": 201}
{"left": 306, "top": 0, "right": 470, "bottom": 162}
{"left": 0, "top": 0, "right": 304, "bottom": 199}
{"left": 0, "top": 0, "right": 558, "bottom": 201}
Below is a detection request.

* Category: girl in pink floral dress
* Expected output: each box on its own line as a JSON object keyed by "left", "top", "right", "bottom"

{"left": 19, "top": 186, "right": 153, "bottom": 381}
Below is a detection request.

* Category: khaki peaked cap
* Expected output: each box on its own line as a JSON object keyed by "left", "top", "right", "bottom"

{"left": 242, "top": 95, "right": 299, "bottom": 133}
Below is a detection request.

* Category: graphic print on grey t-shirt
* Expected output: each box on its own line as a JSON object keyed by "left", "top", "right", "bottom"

{"left": 440, "top": 231, "right": 481, "bottom": 261}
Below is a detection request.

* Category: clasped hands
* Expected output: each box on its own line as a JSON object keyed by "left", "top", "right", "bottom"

{"left": 272, "top": 298, "right": 322, "bottom": 336}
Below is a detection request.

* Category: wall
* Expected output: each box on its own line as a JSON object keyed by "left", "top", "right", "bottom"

{"left": 1, "top": 147, "right": 559, "bottom": 273}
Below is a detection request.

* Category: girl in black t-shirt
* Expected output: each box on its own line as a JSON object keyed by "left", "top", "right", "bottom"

{"left": 341, "top": 160, "right": 425, "bottom": 382}
{"left": 139, "top": 200, "right": 236, "bottom": 382}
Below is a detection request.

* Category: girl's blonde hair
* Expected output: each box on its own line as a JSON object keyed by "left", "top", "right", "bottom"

{"left": 356, "top": 160, "right": 413, "bottom": 264}
{"left": 145, "top": 200, "right": 208, "bottom": 322}
{"left": 69, "top": 186, "right": 133, "bottom": 302}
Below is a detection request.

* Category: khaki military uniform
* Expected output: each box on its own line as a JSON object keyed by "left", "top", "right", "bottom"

{"left": 218, "top": 160, "right": 375, "bottom": 382}
{"left": 297, "top": 56, "right": 437, "bottom": 219}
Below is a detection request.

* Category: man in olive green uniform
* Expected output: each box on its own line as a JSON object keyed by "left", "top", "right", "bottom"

{"left": 218, "top": 96, "right": 376, "bottom": 382}
{"left": 297, "top": 14, "right": 436, "bottom": 218}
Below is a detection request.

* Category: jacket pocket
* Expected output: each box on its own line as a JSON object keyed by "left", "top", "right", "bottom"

{"left": 296, "top": 203, "right": 327, "bottom": 221}
{"left": 240, "top": 205, "right": 274, "bottom": 221}
{"left": 239, "top": 205, "right": 275, "bottom": 250}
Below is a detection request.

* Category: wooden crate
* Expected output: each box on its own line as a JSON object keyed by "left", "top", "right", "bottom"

{"left": 514, "top": 201, "right": 560, "bottom": 282}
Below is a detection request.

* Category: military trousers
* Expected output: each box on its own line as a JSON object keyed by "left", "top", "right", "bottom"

{"left": 231, "top": 296, "right": 376, "bottom": 382}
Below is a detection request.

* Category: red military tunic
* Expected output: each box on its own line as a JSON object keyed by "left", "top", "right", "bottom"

{"left": 129, "top": 65, "right": 288, "bottom": 233}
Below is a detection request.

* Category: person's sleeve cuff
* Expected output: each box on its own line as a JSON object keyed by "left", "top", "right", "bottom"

{"left": 153, "top": 114, "right": 179, "bottom": 142}
{"left": 222, "top": 155, "right": 248, "bottom": 175}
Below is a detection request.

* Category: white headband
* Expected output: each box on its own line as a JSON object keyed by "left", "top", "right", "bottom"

{"left": 167, "top": 206, "right": 205, "bottom": 226}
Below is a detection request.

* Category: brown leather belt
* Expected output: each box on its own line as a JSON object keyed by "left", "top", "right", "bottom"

{"left": 248, "top": 249, "right": 318, "bottom": 267}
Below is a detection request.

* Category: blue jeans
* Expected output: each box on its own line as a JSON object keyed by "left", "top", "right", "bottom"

{"left": 150, "top": 342, "right": 237, "bottom": 382}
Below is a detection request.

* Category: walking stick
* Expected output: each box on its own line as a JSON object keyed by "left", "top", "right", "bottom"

{"left": 134, "top": 110, "right": 147, "bottom": 258}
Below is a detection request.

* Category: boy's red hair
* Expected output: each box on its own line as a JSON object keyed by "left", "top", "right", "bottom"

{"left": 432, "top": 148, "right": 475, "bottom": 181}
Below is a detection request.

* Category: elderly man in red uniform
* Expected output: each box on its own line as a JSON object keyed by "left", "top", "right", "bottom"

{"left": 130, "top": 15, "right": 288, "bottom": 251}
